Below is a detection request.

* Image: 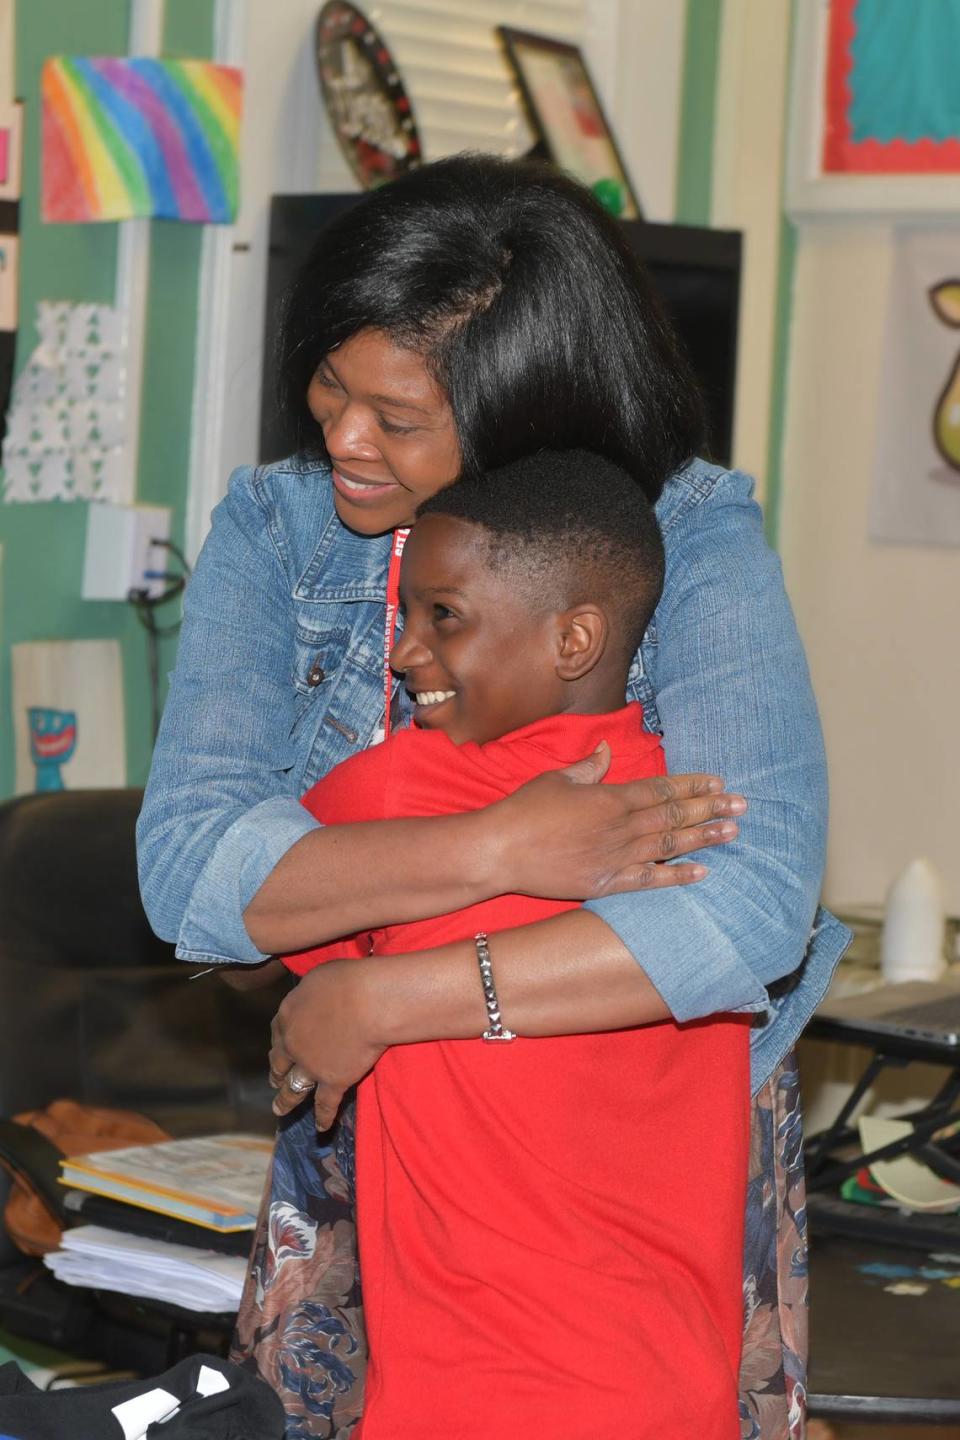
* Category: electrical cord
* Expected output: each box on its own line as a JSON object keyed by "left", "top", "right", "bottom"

{"left": 127, "top": 538, "right": 192, "bottom": 741}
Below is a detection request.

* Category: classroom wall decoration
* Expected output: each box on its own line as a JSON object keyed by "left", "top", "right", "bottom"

{"left": 41, "top": 57, "right": 243, "bottom": 224}
{"left": 0, "top": 101, "right": 23, "bottom": 200}
{"left": 11, "top": 638, "right": 126, "bottom": 794}
{"left": 0, "top": 231, "right": 17, "bottom": 332}
{"left": 2, "top": 300, "right": 129, "bottom": 503}
{"left": 869, "top": 229, "right": 960, "bottom": 547}
{"left": 824, "top": 0, "right": 960, "bottom": 174}
{"left": 0, "top": 102, "right": 20, "bottom": 451}
{"left": 315, "top": 2, "right": 422, "bottom": 190}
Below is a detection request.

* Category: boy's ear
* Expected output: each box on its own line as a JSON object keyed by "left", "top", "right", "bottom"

{"left": 555, "top": 605, "right": 608, "bottom": 681}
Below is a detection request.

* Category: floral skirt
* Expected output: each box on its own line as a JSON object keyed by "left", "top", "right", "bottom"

{"left": 232, "top": 1053, "right": 808, "bottom": 1440}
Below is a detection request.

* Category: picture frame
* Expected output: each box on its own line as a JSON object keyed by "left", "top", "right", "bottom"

{"left": 497, "top": 26, "right": 642, "bottom": 220}
{"left": 787, "top": 0, "right": 960, "bottom": 221}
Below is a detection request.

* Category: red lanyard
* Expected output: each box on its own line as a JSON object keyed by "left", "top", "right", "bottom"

{"left": 382, "top": 527, "right": 410, "bottom": 739}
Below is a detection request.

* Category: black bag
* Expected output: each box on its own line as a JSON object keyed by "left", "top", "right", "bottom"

{"left": 0, "top": 1354, "right": 284, "bottom": 1439}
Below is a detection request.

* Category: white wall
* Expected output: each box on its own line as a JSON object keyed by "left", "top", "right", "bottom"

{"left": 779, "top": 224, "right": 959, "bottom": 914}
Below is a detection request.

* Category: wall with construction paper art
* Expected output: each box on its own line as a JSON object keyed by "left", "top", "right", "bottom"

{"left": 0, "top": 0, "right": 216, "bottom": 798}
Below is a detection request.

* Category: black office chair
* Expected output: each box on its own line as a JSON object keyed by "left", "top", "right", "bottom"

{"left": 0, "top": 788, "right": 284, "bottom": 1363}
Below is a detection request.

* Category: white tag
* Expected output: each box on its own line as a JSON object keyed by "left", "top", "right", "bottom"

{"left": 196, "top": 1364, "right": 231, "bottom": 1398}
{"left": 112, "top": 1387, "right": 180, "bottom": 1440}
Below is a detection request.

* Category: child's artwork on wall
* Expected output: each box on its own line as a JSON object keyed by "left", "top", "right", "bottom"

{"left": 12, "top": 639, "right": 126, "bottom": 794}
{"left": 0, "top": 101, "right": 23, "bottom": 200}
{"left": 869, "top": 229, "right": 960, "bottom": 547}
{"left": 2, "top": 300, "right": 129, "bottom": 503}
{"left": 41, "top": 57, "right": 243, "bottom": 224}
{"left": 28, "top": 707, "right": 78, "bottom": 791}
{"left": 0, "top": 232, "right": 18, "bottom": 330}
{"left": 824, "top": 0, "right": 960, "bottom": 175}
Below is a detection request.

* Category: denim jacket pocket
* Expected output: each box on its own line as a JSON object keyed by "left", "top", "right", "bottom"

{"left": 293, "top": 622, "right": 353, "bottom": 703}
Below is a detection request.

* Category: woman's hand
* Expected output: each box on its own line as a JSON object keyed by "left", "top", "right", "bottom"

{"left": 269, "top": 960, "right": 386, "bottom": 1129}
{"left": 244, "top": 748, "right": 745, "bottom": 958}
{"left": 268, "top": 909, "right": 681, "bottom": 1130}
{"left": 485, "top": 742, "right": 745, "bottom": 900}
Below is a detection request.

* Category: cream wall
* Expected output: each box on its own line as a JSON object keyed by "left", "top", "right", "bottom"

{"left": 705, "top": 0, "right": 959, "bottom": 915}
{"left": 779, "top": 226, "right": 959, "bottom": 914}
{"left": 710, "top": 0, "right": 791, "bottom": 494}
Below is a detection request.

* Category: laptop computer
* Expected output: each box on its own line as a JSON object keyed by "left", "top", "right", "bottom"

{"left": 816, "top": 979, "right": 960, "bottom": 1047}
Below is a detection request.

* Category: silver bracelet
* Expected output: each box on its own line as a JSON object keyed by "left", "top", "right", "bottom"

{"left": 474, "top": 932, "right": 517, "bottom": 1042}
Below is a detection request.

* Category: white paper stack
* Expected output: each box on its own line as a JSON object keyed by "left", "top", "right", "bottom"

{"left": 44, "top": 1225, "right": 248, "bottom": 1313}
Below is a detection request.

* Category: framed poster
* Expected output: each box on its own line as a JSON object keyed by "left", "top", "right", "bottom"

{"left": 497, "top": 27, "right": 641, "bottom": 220}
{"left": 788, "top": 0, "right": 960, "bottom": 218}
{"left": 868, "top": 229, "right": 960, "bottom": 547}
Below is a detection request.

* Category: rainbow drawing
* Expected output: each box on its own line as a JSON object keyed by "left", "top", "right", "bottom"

{"left": 41, "top": 57, "right": 243, "bottom": 224}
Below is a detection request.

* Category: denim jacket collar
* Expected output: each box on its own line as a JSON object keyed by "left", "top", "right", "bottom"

{"left": 292, "top": 474, "right": 392, "bottom": 604}
{"left": 291, "top": 454, "right": 725, "bottom": 607}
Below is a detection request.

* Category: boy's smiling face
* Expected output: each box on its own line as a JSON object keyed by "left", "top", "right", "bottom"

{"left": 391, "top": 514, "right": 568, "bottom": 746}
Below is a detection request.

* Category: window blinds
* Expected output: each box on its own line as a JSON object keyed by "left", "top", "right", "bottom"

{"left": 320, "top": 1, "right": 589, "bottom": 167}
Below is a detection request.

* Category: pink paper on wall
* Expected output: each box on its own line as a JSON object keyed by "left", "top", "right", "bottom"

{"left": 0, "top": 103, "right": 23, "bottom": 199}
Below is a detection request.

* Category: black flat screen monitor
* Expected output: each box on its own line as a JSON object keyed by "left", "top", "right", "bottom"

{"left": 260, "top": 194, "right": 741, "bottom": 467}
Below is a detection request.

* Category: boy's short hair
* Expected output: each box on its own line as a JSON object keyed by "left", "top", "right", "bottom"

{"left": 417, "top": 449, "right": 664, "bottom": 660}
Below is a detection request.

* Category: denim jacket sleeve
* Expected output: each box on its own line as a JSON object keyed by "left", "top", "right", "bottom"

{"left": 137, "top": 465, "right": 321, "bottom": 964}
{"left": 585, "top": 465, "right": 831, "bottom": 1024}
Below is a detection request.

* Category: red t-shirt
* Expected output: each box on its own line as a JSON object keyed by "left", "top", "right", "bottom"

{"left": 287, "top": 706, "right": 749, "bottom": 1439}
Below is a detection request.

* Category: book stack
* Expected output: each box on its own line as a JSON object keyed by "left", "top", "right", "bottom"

{"left": 44, "top": 1134, "right": 273, "bottom": 1314}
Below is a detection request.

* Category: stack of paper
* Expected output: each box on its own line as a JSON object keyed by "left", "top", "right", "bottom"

{"left": 44, "top": 1225, "right": 248, "bottom": 1313}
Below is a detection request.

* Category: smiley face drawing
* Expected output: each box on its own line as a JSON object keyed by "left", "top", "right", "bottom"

{"left": 28, "top": 706, "right": 77, "bottom": 791}
{"left": 929, "top": 280, "right": 960, "bottom": 472}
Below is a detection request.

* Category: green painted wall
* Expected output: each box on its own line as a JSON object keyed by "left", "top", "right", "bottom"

{"left": 763, "top": 212, "right": 797, "bottom": 547}
{"left": 675, "top": 0, "right": 724, "bottom": 226}
{"left": 1, "top": 0, "right": 213, "bottom": 795}
{"left": 762, "top": 2, "right": 799, "bottom": 548}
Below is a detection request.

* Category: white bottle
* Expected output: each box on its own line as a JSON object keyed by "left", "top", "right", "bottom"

{"left": 881, "top": 857, "right": 946, "bottom": 984}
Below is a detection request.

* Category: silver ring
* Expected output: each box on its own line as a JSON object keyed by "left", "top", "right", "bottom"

{"left": 286, "top": 1071, "right": 316, "bottom": 1094}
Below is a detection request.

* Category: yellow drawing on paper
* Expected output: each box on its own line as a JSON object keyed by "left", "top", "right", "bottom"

{"left": 929, "top": 280, "right": 960, "bottom": 471}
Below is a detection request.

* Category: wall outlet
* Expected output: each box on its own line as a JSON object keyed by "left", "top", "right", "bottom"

{"left": 82, "top": 503, "right": 173, "bottom": 602}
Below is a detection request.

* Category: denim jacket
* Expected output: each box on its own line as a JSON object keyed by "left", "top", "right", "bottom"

{"left": 137, "top": 455, "right": 850, "bottom": 1093}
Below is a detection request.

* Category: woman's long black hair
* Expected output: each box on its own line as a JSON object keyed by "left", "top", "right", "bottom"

{"left": 278, "top": 153, "right": 704, "bottom": 502}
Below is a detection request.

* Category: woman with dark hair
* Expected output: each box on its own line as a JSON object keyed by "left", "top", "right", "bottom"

{"left": 137, "top": 154, "right": 847, "bottom": 1440}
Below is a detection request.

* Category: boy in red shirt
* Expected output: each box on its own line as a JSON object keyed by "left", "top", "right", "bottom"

{"left": 283, "top": 451, "right": 749, "bottom": 1438}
